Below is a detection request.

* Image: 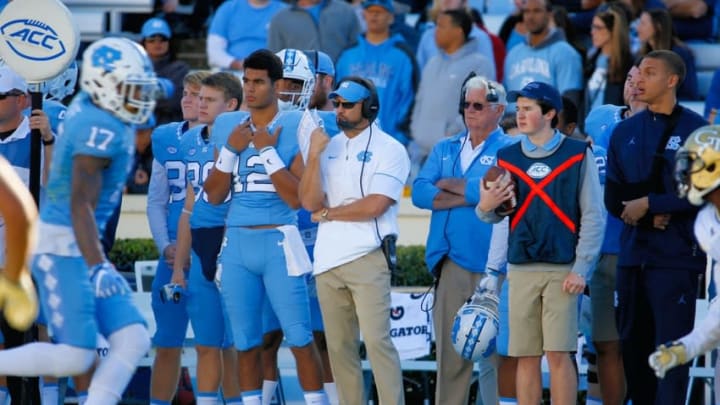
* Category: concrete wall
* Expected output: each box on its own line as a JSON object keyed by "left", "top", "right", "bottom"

{"left": 117, "top": 194, "right": 431, "bottom": 246}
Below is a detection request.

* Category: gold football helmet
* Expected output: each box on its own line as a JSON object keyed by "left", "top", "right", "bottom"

{"left": 675, "top": 125, "right": 720, "bottom": 205}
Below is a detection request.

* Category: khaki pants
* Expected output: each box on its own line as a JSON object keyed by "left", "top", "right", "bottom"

{"left": 316, "top": 249, "right": 404, "bottom": 405}
{"left": 433, "top": 259, "right": 498, "bottom": 405}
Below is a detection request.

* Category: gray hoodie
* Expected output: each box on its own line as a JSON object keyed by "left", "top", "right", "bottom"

{"left": 268, "top": 0, "right": 360, "bottom": 62}
{"left": 410, "top": 38, "right": 495, "bottom": 156}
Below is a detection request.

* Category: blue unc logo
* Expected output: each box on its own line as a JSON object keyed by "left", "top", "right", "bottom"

{"left": 356, "top": 151, "right": 373, "bottom": 163}
{"left": 92, "top": 45, "right": 122, "bottom": 72}
{"left": 0, "top": 19, "right": 66, "bottom": 61}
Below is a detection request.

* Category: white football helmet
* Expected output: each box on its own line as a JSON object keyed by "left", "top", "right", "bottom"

{"left": 276, "top": 48, "right": 315, "bottom": 111}
{"left": 43, "top": 60, "right": 78, "bottom": 102}
{"left": 80, "top": 37, "right": 158, "bottom": 124}
{"left": 675, "top": 125, "right": 720, "bottom": 205}
{"left": 451, "top": 290, "right": 500, "bottom": 362}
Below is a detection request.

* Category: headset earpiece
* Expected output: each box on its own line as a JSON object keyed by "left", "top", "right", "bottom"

{"left": 459, "top": 71, "right": 478, "bottom": 117}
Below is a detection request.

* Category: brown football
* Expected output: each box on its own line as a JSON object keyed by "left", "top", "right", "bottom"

{"left": 482, "top": 166, "right": 517, "bottom": 216}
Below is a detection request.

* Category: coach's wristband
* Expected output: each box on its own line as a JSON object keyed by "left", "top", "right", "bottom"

{"left": 259, "top": 146, "right": 285, "bottom": 176}
{"left": 215, "top": 146, "right": 238, "bottom": 173}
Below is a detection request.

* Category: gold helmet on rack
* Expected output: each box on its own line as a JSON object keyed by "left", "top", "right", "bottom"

{"left": 675, "top": 125, "right": 720, "bottom": 205}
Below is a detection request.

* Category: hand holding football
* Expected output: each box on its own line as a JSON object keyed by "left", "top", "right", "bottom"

{"left": 482, "top": 166, "right": 517, "bottom": 216}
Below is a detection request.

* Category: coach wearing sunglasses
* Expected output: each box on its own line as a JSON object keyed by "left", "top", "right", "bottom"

{"left": 411, "top": 74, "right": 516, "bottom": 405}
{"left": 140, "top": 17, "right": 189, "bottom": 125}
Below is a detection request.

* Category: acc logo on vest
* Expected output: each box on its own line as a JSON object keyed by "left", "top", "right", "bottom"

{"left": 526, "top": 162, "right": 551, "bottom": 179}
{"left": 0, "top": 19, "right": 66, "bottom": 61}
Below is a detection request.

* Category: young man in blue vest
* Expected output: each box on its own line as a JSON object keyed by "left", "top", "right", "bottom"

{"left": 477, "top": 81, "right": 604, "bottom": 405}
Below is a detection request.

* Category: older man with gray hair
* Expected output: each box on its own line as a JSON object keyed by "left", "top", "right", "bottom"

{"left": 411, "top": 74, "right": 516, "bottom": 405}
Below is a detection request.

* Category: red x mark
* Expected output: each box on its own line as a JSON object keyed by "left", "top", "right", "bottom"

{"left": 498, "top": 152, "right": 586, "bottom": 232}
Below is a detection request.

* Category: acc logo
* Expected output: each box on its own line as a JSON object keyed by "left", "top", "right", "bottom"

{"left": 0, "top": 19, "right": 66, "bottom": 61}
{"left": 390, "top": 306, "right": 404, "bottom": 320}
{"left": 526, "top": 162, "right": 551, "bottom": 179}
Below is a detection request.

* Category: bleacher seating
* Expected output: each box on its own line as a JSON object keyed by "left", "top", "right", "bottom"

{"left": 62, "top": 0, "right": 153, "bottom": 41}
{"left": 688, "top": 42, "right": 720, "bottom": 100}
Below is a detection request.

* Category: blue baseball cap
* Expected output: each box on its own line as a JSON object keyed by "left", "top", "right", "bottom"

{"left": 141, "top": 18, "right": 172, "bottom": 39}
{"left": 316, "top": 51, "right": 335, "bottom": 77}
{"left": 329, "top": 80, "right": 371, "bottom": 102}
{"left": 507, "top": 81, "right": 563, "bottom": 112}
{"left": 363, "top": 0, "right": 394, "bottom": 13}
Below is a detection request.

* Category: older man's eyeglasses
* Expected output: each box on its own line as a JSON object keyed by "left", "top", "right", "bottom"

{"left": 463, "top": 101, "right": 493, "bottom": 111}
{"left": 332, "top": 100, "right": 357, "bottom": 109}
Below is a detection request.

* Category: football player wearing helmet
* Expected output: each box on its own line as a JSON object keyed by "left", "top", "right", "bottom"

{"left": 0, "top": 37, "right": 157, "bottom": 405}
{"left": 276, "top": 48, "right": 315, "bottom": 111}
{"left": 650, "top": 126, "right": 720, "bottom": 389}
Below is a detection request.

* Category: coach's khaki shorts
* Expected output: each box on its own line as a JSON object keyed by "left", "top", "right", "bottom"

{"left": 589, "top": 254, "right": 620, "bottom": 342}
{"left": 508, "top": 269, "right": 578, "bottom": 356}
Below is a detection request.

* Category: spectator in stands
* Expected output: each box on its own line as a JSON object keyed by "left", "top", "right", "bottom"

{"left": 471, "top": 9, "right": 507, "bottom": 82}
{"left": 503, "top": 0, "right": 583, "bottom": 109}
{"left": 206, "top": 0, "right": 287, "bottom": 70}
{"left": 415, "top": 0, "right": 496, "bottom": 79}
{"left": 704, "top": 68, "right": 720, "bottom": 123}
{"left": 411, "top": 75, "right": 515, "bottom": 405}
{"left": 584, "top": 5, "right": 633, "bottom": 117}
{"left": 409, "top": 9, "right": 494, "bottom": 175}
{"left": 140, "top": 17, "right": 189, "bottom": 125}
{"left": 268, "top": 0, "right": 360, "bottom": 61}
{"left": 551, "top": 6, "right": 587, "bottom": 67}
{"left": 605, "top": 50, "right": 706, "bottom": 405}
{"left": 636, "top": 8, "right": 699, "bottom": 100}
{"left": 498, "top": 0, "right": 527, "bottom": 51}
{"left": 663, "top": 0, "right": 717, "bottom": 41}
{"left": 335, "top": 0, "right": 419, "bottom": 145}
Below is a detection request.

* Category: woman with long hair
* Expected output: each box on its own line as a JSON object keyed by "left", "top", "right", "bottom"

{"left": 636, "top": 8, "right": 699, "bottom": 100}
{"left": 584, "top": 5, "right": 633, "bottom": 115}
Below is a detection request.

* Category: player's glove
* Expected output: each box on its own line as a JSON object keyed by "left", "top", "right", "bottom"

{"left": 90, "top": 261, "right": 131, "bottom": 299}
{"left": 648, "top": 341, "right": 688, "bottom": 378}
{"left": 476, "top": 268, "right": 503, "bottom": 296}
{"left": 0, "top": 272, "right": 38, "bottom": 331}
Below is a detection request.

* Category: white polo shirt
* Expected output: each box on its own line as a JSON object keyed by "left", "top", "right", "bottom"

{"left": 313, "top": 123, "right": 410, "bottom": 275}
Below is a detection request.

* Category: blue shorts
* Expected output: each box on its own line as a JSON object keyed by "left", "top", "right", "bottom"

{"left": 497, "top": 280, "right": 510, "bottom": 356}
{"left": 219, "top": 227, "right": 313, "bottom": 351}
{"left": 151, "top": 258, "right": 190, "bottom": 348}
{"left": 32, "top": 254, "right": 145, "bottom": 349}
{"left": 187, "top": 248, "right": 233, "bottom": 348}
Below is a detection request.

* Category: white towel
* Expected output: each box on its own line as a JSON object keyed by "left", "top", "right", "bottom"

{"left": 277, "top": 225, "right": 313, "bottom": 276}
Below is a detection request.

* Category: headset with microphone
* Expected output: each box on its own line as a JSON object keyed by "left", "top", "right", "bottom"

{"left": 334, "top": 76, "right": 380, "bottom": 122}
{"left": 458, "top": 71, "right": 499, "bottom": 118}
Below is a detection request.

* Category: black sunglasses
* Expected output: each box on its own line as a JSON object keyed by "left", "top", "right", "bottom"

{"left": 463, "top": 101, "right": 492, "bottom": 111}
{"left": 332, "top": 100, "right": 357, "bottom": 109}
{"left": 0, "top": 92, "right": 23, "bottom": 100}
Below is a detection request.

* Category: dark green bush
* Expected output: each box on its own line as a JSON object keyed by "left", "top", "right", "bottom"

{"left": 108, "top": 239, "right": 432, "bottom": 286}
{"left": 108, "top": 238, "right": 159, "bottom": 272}
{"left": 394, "top": 245, "right": 433, "bottom": 287}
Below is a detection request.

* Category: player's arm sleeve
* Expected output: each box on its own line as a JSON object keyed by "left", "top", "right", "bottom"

{"left": 485, "top": 217, "right": 509, "bottom": 275}
{"left": 147, "top": 159, "right": 171, "bottom": 254}
{"left": 572, "top": 149, "right": 606, "bottom": 278}
{"left": 679, "top": 297, "right": 720, "bottom": 360}
{"left": 207, "top": 34, "right": 235, "bottom": 69}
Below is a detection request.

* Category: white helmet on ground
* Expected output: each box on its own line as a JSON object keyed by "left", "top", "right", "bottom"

{"left": 451, "top": 290, "right": 500, "bottom": 362}
{"left": 275, "top": 48, "right": 315, "bottom": 111}
{"left": 80, "top": 37, "right": 158, "bottom": 124}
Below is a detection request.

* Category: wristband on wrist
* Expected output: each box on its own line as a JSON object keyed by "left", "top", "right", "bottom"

{"left": 259, "top": 146, "right": 285, "bottom": 176}
{"left": 215, "top": 146, "right": 238, "bottom": 173}
{"left": 42, "top": 135, "right": 55, "bottom": 146}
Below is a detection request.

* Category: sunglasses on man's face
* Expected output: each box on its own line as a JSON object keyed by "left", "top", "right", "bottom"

{"left": 462, "top": 101, "right": 493, "bottom": 111}
{"left": 332, "top": 100, "right": 358, "bottom": 109}
{"left": 0, "top": 92, "right": 23, "bottom": 100}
